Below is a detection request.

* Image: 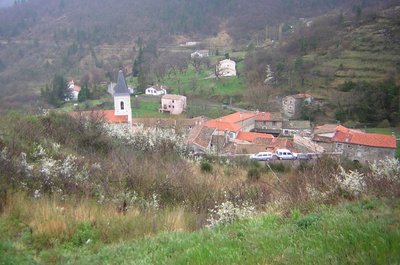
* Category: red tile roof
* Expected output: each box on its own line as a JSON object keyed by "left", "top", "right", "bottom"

{"left": 266, "top": 138, "right": 294, "bottom": 152}
{"left": 236, "top": 132, "right": 274, "bottom": 142}
{"left": 204, "top": 120, "right": 242, "bottom": 132}
{"left": 217, "top": 112, "right": 256, "bottom": 124}
{"left": 332, "top": 131, "right": 397, "bottom": 149}
{"left": 71, "top": 110, "right": 128, "bottom": 123}
{"left": 204, "top": 112, "right": 256, "bottom": 132}
{"left": 314, "top": 124, "right": 360, "bottom": 135}
{"left": 71, "top": 85, "right": 81, "bottom": 92}
{"left": 254, "top": 112, "right": 271, "bottom": 121}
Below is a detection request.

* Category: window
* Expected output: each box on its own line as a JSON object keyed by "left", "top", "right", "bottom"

{"left": 120, "top": 101, "right": 125, "bottom": 110}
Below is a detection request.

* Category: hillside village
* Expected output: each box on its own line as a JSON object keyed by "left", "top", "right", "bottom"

{"left": 72, "top": 69, "right": 397, "bottom": 164}
{"left": 1, "top": 1, "right": 400, "bottom": 264}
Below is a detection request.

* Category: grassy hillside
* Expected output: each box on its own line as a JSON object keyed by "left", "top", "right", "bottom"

{"left": 1, "top": 197, "right": 399, "bottom": 264}
{"left": 0, "top": 0, "right": 395, "bottom": 111}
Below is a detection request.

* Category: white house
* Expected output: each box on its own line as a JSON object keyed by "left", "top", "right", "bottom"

{"left": 190, "top": 50, "right": 209, "bottom": 58}
{"left": 216, "top": 59, "right": 236, "bottom": 77}
{"left": 145, "top": 85, "right": 168, "bottom": 96}
{"left": 160, "top": 94, "right": 187, "bottom": 115}
{"left": 66, "top": 80, "right": 81, "bottom": 101}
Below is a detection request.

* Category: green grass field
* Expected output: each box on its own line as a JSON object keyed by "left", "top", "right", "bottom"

{"left": 2, "top": 198, "right": 399, "bottom": 264}
{"left": 160, "top": 64, "right": 245, "bottom": 98}
{"left": 131, "top": 96, "right": 166, "bottom": 118}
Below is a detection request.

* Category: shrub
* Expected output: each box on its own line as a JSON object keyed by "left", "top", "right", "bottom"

{"left": 247, "top": 167, "right": 261, "bottom": 182}
{"left": 200, "top": 161, "right": 213, "bottom": 173}
{"left": 71, "top": 222, "right": 99, "bottom": 246}
{"left": 267, "top": 163, "right": 288, "bottom": 173}
{"left": 335, "top": 166, "right": 365, "bottom": 197}
{"left": 377, "top": 119, "right": 391, "bottom": 128}
{"left": 295, "top": 213, "right": 320, "bottom": 229}
{"left": 206, "top": 199, "right": 256, "bottom": 228}
{"left": 338, "top": 80, "right": 356, "bottom": 92}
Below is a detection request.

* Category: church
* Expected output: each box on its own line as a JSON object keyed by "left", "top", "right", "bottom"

{"left": 70, "top": 70, "right": 132, "bottom": 124}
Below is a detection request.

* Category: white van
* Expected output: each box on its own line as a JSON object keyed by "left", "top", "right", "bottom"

{"left": 275, "top": 149, "right": 296, "bottom": 160}
{"left": 250, "top": 152, "right": 274, "bottom": 161}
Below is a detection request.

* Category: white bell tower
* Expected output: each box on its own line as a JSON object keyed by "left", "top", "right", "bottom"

{"left": 113, "top": 70, "right": 132, "bottom": 124}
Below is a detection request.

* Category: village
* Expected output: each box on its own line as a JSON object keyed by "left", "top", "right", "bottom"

{"left": 68, "top": 67, "right": 397, "bottom": 165}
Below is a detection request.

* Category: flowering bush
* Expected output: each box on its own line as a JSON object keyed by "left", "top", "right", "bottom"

{"left": 4, "top": 143, "right": 102, "bottom": 197}
{"left": 206, "top": 197, "right": 256, "bottom": 228}
{"left": 369, "top": 157, "right": 400, "bottom": 182}
{"left": 103, "top": 123, "right": 187, "bottom": 155}
{"left": 335, "top": 166, "right": 365, "bottom": 196}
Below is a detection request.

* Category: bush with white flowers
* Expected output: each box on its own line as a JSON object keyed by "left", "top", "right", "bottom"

{"left": 369, "top": 157, "right": 400, "bottom": 183}
{"left": 335, "top": 166, "right": 365, "bottom": 196}
{"left": 103, "top": 123, "right": 186, "bottom": 155}
{"left": 207, "top": 199, "right": 256, "bottom": 228}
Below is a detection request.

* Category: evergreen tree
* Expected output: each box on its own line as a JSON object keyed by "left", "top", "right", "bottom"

{"left": 40, "top": 74, "right": 67, "bottom": 107}
{"left": 78, "top": 85, "right": 90, "bottom": 102}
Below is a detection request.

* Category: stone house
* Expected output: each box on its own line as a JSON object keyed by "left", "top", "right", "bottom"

{"left": 282, "top": 93, "right": 313, "bottom": 119}
{"left": 204, "top": 112, "right": 257, "bottom": 139}
{"left": 282, "top": 120, "right": 312, "bottom": 136}
{"left": 253, "top": 112, "right": 283, "bottom": 136}
{"left": 312, "top": 124, "right": 349, "bottom": 152}
{"left": 185, "top": 125, "right": 216, "bottom": 153}
{"left": 216, "top": 59, "right": 236, "bottom": 77}
{"left": 312, "top": 124, "right": 397, "bottom": 163}
{"left": 332, "top": 130, "right": 396, "bottom": 163}
{"left": 160, "top": 94, "right": 187, "bottom": 115}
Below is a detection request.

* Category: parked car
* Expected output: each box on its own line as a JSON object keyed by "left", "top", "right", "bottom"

{"left": 294, "top": 153, "right": 311, "bottom": 160}
{"left": 275, "top": 149, "right": 296, "bottom": 160}
{"left": 250, "top": 152, "right": 274, "bottom": 161}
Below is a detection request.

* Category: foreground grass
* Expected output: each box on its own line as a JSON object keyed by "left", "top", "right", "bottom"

{"left": 1, "top": 198, "right": 399, "bottom": 264}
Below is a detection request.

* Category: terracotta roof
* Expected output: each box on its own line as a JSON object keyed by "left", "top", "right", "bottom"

{"left": 254, "top": 112, "right": 271, "bottom": 121}
{"left": 193, "top": 126, "right": 215, "bottom": 149}
{"left": 314, "top": 124, "right": 357, "bottom": 135}
{"left": 255, "top": 112, "right": 282, "bottom": 121}
{"left": 204, "top": 120, "right": 242, "bottom": 132}
{"left": 266, "top": 138, "right": 294, "bottom": 152}
{"left": 71, "top": 110, "right": 128, "bottom": 123}
{"left": 216, "top": 112, "right": 256, "bottom": 124}
{"left": 332, "top": 131, "right": 397, "bottom": 149}
{"left": 236, "top": 132, "right": 274, "bottom": 142}
{"left": 186, "top": 125, "right": 203, "bottom": 144}
{"left": 70, "top": 85, "right": 81, "bottom": 92}
{"left": 162, "top": 94, "right": 186, "bottom": 100}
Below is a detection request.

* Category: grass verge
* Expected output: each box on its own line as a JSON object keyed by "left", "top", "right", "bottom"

{"left": 1, "top": 197, "right": 399, "bottom": 264}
